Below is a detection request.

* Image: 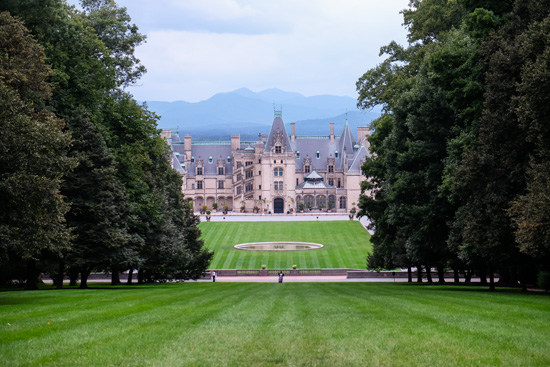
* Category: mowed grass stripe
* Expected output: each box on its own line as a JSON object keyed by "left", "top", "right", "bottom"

{"left": 1, "top": 283, "right": 550, "bottom": 366}
{"left": 200, "top": 221, "right": 371, "bottom": 270}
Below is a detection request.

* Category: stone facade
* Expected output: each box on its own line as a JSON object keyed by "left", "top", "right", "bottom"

{"left": 164, "top": 111, "right": 370, "bottom": 214}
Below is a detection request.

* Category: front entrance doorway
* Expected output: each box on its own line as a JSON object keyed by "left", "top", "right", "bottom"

{"left": 274, "top": 198, "right": 284, "bottom": 214}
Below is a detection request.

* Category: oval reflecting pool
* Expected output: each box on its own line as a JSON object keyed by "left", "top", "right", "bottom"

{"left": 234, "top": 242, "right": 324, "bottom": 251}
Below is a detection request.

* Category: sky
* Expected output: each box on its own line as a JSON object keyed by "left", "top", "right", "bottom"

{"left": 69, "top": 0, "right": 411, "bottom": 103}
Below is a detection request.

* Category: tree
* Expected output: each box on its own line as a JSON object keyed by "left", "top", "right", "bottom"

{"left": 62, "top": 112, "right": 130, "bottom": 289}
{"left": 80, "top": 0, "right": 146, "bottom": 87}
{"left": 0, "top": 12, "right": 74, "bottom": 289}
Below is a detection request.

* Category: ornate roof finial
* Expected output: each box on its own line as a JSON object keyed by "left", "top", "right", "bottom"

{"left": 274, "top": 104, "right": 282, "bottom": 118}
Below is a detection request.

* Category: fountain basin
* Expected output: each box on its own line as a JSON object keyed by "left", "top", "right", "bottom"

{"left": 234, "top": 242, "right": 324, "bottom": 251}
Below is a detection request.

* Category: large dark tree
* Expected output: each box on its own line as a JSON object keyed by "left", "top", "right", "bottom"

{"left": 0, "top": 12, "right": 75, "bottom": 289}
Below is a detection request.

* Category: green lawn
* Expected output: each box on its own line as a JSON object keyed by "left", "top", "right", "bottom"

{"left": 199, "top": 221, "right": 371, "bottom": 270}
{"left": 1, "top": 283, "right": 549, "bottom": 366}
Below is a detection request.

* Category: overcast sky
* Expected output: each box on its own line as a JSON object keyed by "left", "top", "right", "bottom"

{"left": 69, "top": 0, "right": 410, "bottom": 102}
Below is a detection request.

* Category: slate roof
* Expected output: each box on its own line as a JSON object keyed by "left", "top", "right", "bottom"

{"left": 348, "top": 144, "right": 369, "bottom": 173}
{"left": 265, "top": 116, "right": 292, "bottom": 152}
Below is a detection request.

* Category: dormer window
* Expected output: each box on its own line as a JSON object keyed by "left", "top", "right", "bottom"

{"left": 305, "top": 165, "right": 311, "bottom": 173}
{"left": 316, "top": 151, "right": 320, "bottom": 159}
{"left": 191, "top": 156, "right": 195, "bottom": 163}
{"left": 296, "top": 151, "right": 300, "bottom": 159}
{"left": 227, "top": 156, "right": 231, "bottom": 163}
{"left": 335, "top": 151, "right": 338, "bottom": 158}
{"left": 275, "top": 145, "right": 282, "bottom": 154}
{"left": 208, "top": 156, "right": 213, "bottom": 164}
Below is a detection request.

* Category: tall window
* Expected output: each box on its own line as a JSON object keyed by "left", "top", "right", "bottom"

{"left": 275, "top": 145, "right": 282, "bottom": 153}
{"left": 274, "top": 168, "right": 283, "bottom": 176}
{"left": 237, "top": 174, "right": 242, "bottom": 181}
{"left": 196, "top": 167, "right": 203, "bottom": 175}
{"left": 337, "top": 178, "right": 341, "bottom": 188}
{"left": 328, "top": 165, "right": 334, "bottom": 173}
{"left": 218, "top": 167, "right": 224, "bottom": 175}
{"left": 305, "top": 165, "right": 311, "bottom": 173}
{"left": 197, "top": 180, "right": 203, "bottom": 189}
{"left": 236, "top": 186, "right": 242, "bottom": 195}
{"left": 328, "top": 178, "right": 334, "bottom": 186}
{"left": 245, "top": 170, "right": 253, "bottom": 179}
{"left": 274, "top": 181, "right": 283, "bottom": 191}
{"left": 245, "top": 183, "right": 253, "bottom": 192}
{"left": 218, "top": 180, "right": 224, "bottom": 189}
{"left": 339, "top": 197, "right": 346, "bottom": 209}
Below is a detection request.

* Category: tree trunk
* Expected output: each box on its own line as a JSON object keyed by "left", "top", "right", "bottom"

{"left": 437, "top": 266, "right": 445, "bottom": 284}
{"left": 56, "top": 260, "right": 65, "bottom": 289}
{"left": 137, "top": 268, "right": 144, "bottom": 284}
{"left": 69, "top": 268, "right": 79, "bottom": 286}
{"left": 127, "top": 268, "right": 133, "bottom": 285}
{"left": 79, "top": 268, "right": 91, "bottom": 289}
{"left": 24, "top": 259, "right": 39, "bottom": 290}
{"left": 464, "top": 270, "right": 472, "bottom": 283}
{"left": 416, "top": 265, "right": 423, "bottom": 283}
{"left": 489, "top": 269, "right": 495, "bottom": 291}
{"left": 480, "top": 268, "right": 487, "bottom": 286}
{"left": 111, "top": 265, "right": 121, "bottom": 286}
{"left": 407, "top": 266, "right": 412, "bottom": 283}
{"left": 426, "top": 266, "right": 433, "bottom": 283}
{"left": 453, "top": 269, "right": 460, "bottom": 284}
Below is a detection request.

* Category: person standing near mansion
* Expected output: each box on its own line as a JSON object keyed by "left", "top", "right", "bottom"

{"left": 212, "top": 271, "right": 217, "bottom": 282}
{"left": 278, "top": 271, "right": 284, "bottom": 283}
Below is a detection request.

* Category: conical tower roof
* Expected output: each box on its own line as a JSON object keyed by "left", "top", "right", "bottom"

{"left": 265, "top": 109, "right": 292, "bottom": 153}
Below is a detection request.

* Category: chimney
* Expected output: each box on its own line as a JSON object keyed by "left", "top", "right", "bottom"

{"left": 231, "top": 134, "right": 240, "bottom": 151}
{"left": 184, "top": 134, "right": 192, "bottom": 161}
{"left": 161, "top": 129, "right": 172, "bottom": 140}
{"left": 357, "top": 126, "right": 371, "bottom": 146}
{"left": 330, "top": 123, "right": 335, "bottom": 142}
{"left": 291, "top": 123, "right": 296, "bottom": 142}
{"left": 262, "top": 134, "right": 267, "bottom": 143}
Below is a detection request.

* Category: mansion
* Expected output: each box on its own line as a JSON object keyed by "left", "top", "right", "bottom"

{"left": 162, "top": 111, "right": 371, "bottom": 214}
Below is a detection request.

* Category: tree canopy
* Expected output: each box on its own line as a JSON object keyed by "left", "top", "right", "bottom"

{"left": 0, "top": 1, "right": 212, "bottom": 289}
{"left": 357, "top": 0, "right": 550, "bottom": 289}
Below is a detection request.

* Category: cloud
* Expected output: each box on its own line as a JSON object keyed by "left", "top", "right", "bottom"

{"left": 70, "top": 0, "right": 411, "bottom": 102}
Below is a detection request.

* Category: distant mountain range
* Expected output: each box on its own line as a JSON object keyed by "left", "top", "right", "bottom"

{"left": 143, "top": 88, "right": 381, "bottom": 139}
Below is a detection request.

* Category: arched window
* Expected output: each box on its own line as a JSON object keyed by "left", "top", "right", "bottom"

{"left": 317, "top": 195, "right": 326, "bottom": 208}
{"left": 304, "top": 195, "right": 315, "bottom": 209}
{"left": 208, "top": 156, "right": 213, "bottom": 164}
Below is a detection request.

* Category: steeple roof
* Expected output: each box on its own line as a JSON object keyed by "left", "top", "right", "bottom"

{"left": 264, "top": 109, "right": 292, "bottom": 153}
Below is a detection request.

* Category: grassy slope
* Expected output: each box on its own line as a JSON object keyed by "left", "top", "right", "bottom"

{"left": 200, "top": 221, "right": 371, "bottom": 270}
{"left": 1, "top": 283, "right": 549, "bottom": 367}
